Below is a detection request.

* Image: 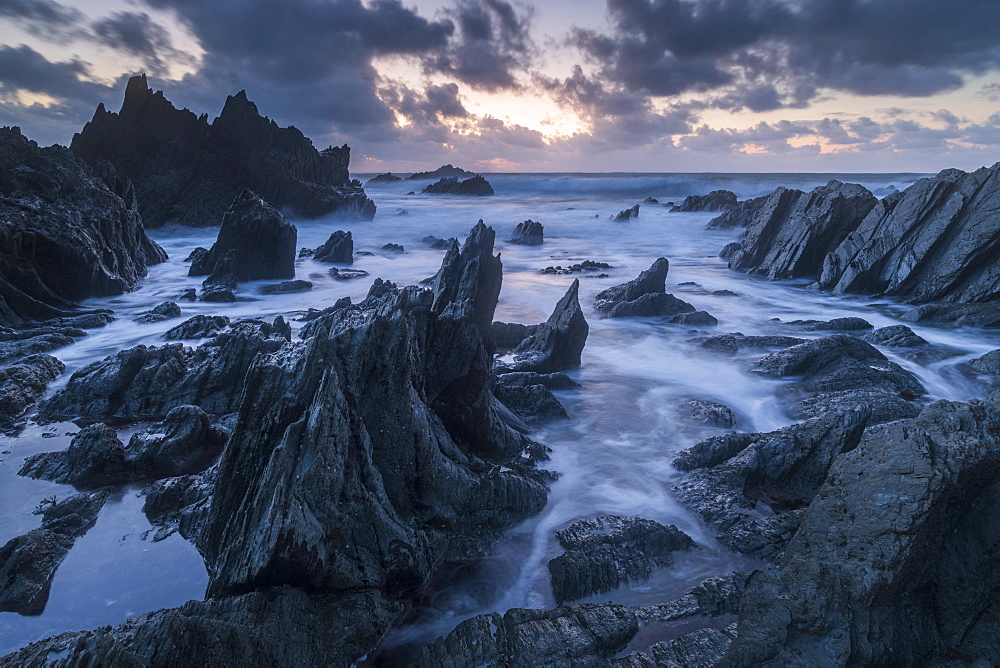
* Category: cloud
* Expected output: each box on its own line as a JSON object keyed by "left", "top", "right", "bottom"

{"left": 424, "top": 0, "right": 535, "bottom": 91}
{"left": 0, "top": 0, "right": 84, "bottom": 39}
{"left": 92, "top": 11, "right": 195, "bottom": 76}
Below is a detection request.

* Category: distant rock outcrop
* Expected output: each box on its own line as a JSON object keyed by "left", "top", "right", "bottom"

{"left": 508, "top": 219, "right": 544, "bottom": 245}
{"left": 423, "top": 175, "right": 494, "bottom": 196}
{"left": 406, "top": 164, "right": 475, "bottom": 181}
{"left": 310, "top": 230, "right": 354, "bottom": 264}
{"left": 365, "top": 172, "right": 401, "bottom": 184}
{"left": 71, "top": 75, "right": 375, "bottom": 227}
{"left": 670, "top": 190, "right": 738, "bottom": 212}
{"left": 0, "top": 126, "right": 166, "bottom": 327}
{"left": 613, "top": 204, "right": 639, "bottom": 221}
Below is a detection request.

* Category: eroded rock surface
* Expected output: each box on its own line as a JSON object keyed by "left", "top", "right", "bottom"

{"left": 508, "top": 219, "right": 544, "bottom": 245}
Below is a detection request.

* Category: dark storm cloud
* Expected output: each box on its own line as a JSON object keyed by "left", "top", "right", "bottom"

{"left": 0, "top": 0, "right": 83, "bottom": 39}
{"left": 572, "top": 0, "right": 1000, "bottom": 108}
{"left": 0, "top": 44, "right": 107, "bottom": 100}
{"left": 92, "top": 11, "right": 194, "bottom": 77}
{"left": 424, "top": 0, "right": 535, "bottom": 91}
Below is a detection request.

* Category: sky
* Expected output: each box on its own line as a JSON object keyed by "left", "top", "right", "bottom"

{"left": 1, "top": 0, "right": 999, "bottom": 173}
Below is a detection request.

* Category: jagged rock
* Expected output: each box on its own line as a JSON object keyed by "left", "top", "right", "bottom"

{"left": 494, "top": 380, "right": 568, "bottom": 424}
{"left": 794, "top": 316, "right": 873, "bottom": 331}
{"left": 71, "top": 75, "right": 375, "bottom": 227}
{"left": 417, "top": 604, "right": 638, "bottom": 667}
{"left": 863, "top": 324, "right": 928, "bottom": 347}
{"left": 143, "top": 465, "right": 217, "bottom": 544}
{"left": 668, "top": 310, "right": 718, "bottom": 326}
{"left": 329, "top": 268, "right": 369, "bottom": 280}
{"left": 422, "top": 235, "right": 456, "bottom": 249}
{"left": 722, "top": 398, "right": 1000, "bottom": 666}
{"left": 818, "top": 163, "right": 1000, "bottom": 303}
{"left": 312, "top": 230, "right": 353, "bottom": 264}
{"left": 673, "top": 408, "right": 870, "bottom": 559}
{"left": 711, "top": 181, "right": 877, "bottom": 280}
{"left": 643, "top": 197, "right": 659, "bottom": 204}
{"left": 19, "top": 423, "right": 130, "bottom": 485}
{"left": 508, "top": 219, "right": 544, "bottom": 245}
{"left": 490, "top": 321, "right": 535, "bottom": 351}
{"left": 197, "top": 223, "right": 548, "bottom": 605}
{"left": 188, "top": 190, "right": 296, "bottom": 281}
{"left": 634, "top": 572, "right": 745, "bottom": 625}
{"left": 260, "top": 280, "right": 312, "bottom": 294}
{"left": 163, "top": 314, "right": 230, "bottom": 340}
{"left": 548, "top": 515, "right": 696, "bottom": 603}
{"left": 594, "top": 258, "right": 700, "bottom": 320}
{"left": 670, "top": 190, "right": 738, "bottom": 212}
{"left": 0, "top": 354, "right": 64, "bottom": 426}
{"left": 695, "top": 333, "right": 807, "bottom": 354}
{"left": 613, "top": 204, "right": 640, "bottom": 221}
{"left": 899, "top": 302, "right": 1000, "bottom": 328}
{"left": 184, "top": 247, "right": 208, "bottom": 262}
{"left": 423, "top": 175, "right": 494, "bottom": 195}
{"left": 366, "top": 172, "right": 402, "bottom": 184}
{"left": 685, "top": 399, "right": 736, "bottom": 428}
{"left": 0, "top": 491, "right": 108, "bottom": 614}
{"left": 406, "top": 164, "right": 475, "bottom": 180}
{"left": 40, "top": 318, "right": 289, "bottom": 420}
{"left": 713, "top": 289, "right": 738, "bottom": 296}
{"left": 0, "top": 126, "right": 165, "bottom": 326}
{"left": 199, "top": 284, "right": 237, "bottom": 302}
{"left": 382, "top": 243, "right": 405, "bottom": 252}
{"left": 126, "top": 405, "right": 228, "bottom": 479}
{"left": 749, "top": 334, "right": 925, "bottom": 422}
{"left": 505, "top": 279, "right": 588, "bottom": 373}
{"left": 617, "top": 625, "right": 738, "bottom": 667}
{"left": 540, "top": 260, "right": 613, "bottom": 275}
{"left": 494, "top": 372, "right": 580, "bottom": 390}
{"left": 178, "top": 288, "right": 197, "bottom": 301}
{"left": 970, "top": 349, "right": 1000, "bottom": 374}
{"left": 1, "top": 587, "right": 402, "bottom": 666}
{"left": 135, "top": 301, "right": 180, "bottom": 324}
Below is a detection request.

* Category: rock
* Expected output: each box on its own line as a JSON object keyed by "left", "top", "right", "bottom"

{"left": 505, "top": 279, "right": 589, "bottom": 373}
{"left": 711, "top": 181, "right": 877, "bottom": 280}
{"left": 0, "top": 354, "right": 65, "bottom": 426}
{"left": 423, "top": 175, "right": 495, "bottom": 195}
{"left": 188, "top": 190, "right": 296, "bottom": 282}
{"left": 634, "top": 571, "right": 745, "bottom": 625}
{"left": 970, "top": 349, "right": 1000, "bottom": 374}
{"left": 163, "top": 314, "right": 230, "bottom": 340}
{"left": 749, "top": 334, "right": 925, "bottom": 422}
{"left": 489, "top": 321, "right": 535, "bottom": 351}
{"left": 862, "top": 324, "right": 928, "bottom": 347}
{"left": 667, "top": 310, "right": 718, "bottom": 326}
{"left": 643, "top": 197, "right": 659, "bottom": 204}
{"left": 540, "top": 260, "right": 613, "bottom": 275}
{"left": 594, "top": 258, "right": 701, "bottom": 320}
{"left": 260, "top": 280, "right": 312, "bottom": 294}
{"left": 713, "top": 289, "right": 738, "bottom": 296}
{"left": 2, "top": 588, "right": 402, "bottom": 666}
{"left": 19, "top": 423, "right": 131, "bottom": 485}
{"left": 135, "top": 301, "right": 181, "bottom": 324}
{"left": 0, "top": 332, "right": 75, "bottom": 364}
{"left": 493, "top": 372, "right": 580, "bottom": 390}
{"left": 899, "top": 302, "right": 1000, "bottom": 328}
{"left": 142, "top": 466, "right": 217, "bottom": 544}
{"left": 794, "top": 316, "right": 873, "bottom": 331}
{"left": 422, "top": 235, "right": 456, "bottom": 249}
{"left": 670, "top": 190, "right": 738, "bottom": 212}
{"left": 620, "top": 625, "right": 738, "bottom": 667}
{"left": 613, "top": 204, "right": 640, "bottom": 221}
{"left": 329, "top": 268, "right": 369, "bottom": 280}
{"left": 722, "top": 398, "right": 1000, "bottom": 666}
{"left": 508, "top": 219, "right": 544, "bottom": 245}
{"left": 406, "top": 164, "right": 475, "bottom": 180}
{"left": 695, "top": 333, "right": 806, "bottom": 354}
{"left": 548, "top": 515, "right": 696, "bottom": 603}
{"left": 685, "top": 399, "right": 736, "bottom": 428}
{"left": 418, "top": 604, "right": 638, "bottom": 667}
{"left": 0, "top": 491, "right": 108, "bottom": 614}
{"left": 184, "top": 247, "right": 208, "bottom": 262}
{"left": 178, "top": 288, "right": 197, "bottom": 301}
{"left": 494, "top": 380, "right": 568, "bottom": 424}
{"left": 366, "top": 172, "right": 402, "bottom": 184}
{"left": 381, "top": 243, "right": 405, "bottom": 252}
{"left": 71, "top": 75, "right": 375, "bottom": 227}
{"left": 40, "top": 318, "right": 289, "bottom": 420}
{"left": 673, "top": 408, "right": 870, "bottom": 559}
{"left": 312, "top": 230, "right": 354, "bottom": 264}
{"left": 818, "top": 163, "right": 1000, "bottom": 303}
{"left": 199, "top": 284, "right": 237, "bottom": 302}
{"left": 126, "top": 405, "right": 228, "bottom": 479}
{"left": 429, "top": 221, "right": 503, "bottom": 341}
{"left": 0, "top": 126, "right": 166, "bottom": 327}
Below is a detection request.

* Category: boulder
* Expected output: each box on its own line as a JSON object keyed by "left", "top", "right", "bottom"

{"left": 548, "top": 515, "right": 696, "bottom": 603}
{"left": 673, "top": 408, "right": 870, "bottom": 559}
{"left": 135, "top": 301, "right": 180, "bottom": 324}
{"left": 0, "top": 354, "right": 64, "bottom": 427}
{"left": 668, "top": 310, "right": 718, "bottom": 326}
{"left": 126, "top": 405, "right": 228, "bottom": 479}
{"left": 695, "top": 332, "right": 807, "bottom": 354}
{"left": 493, "top": 380, "right": 568, "bottom": 424}
{"left": 142, "top": 466, "right": 217, "bottom": 545}
{"left": 899, "top": 302, "right": 1000, "bottom": 328}
{"left": 613, "top": 204, "right": 639, "bottom": 221}
{"left": 862, "top": 324, "right": 928, "bottom": 348}
{"left": 259, "top": 280, "right": 312, "bottom": 294}
{"left": 794, "top": 316, "right": 873, "bottom": 331}
{"left": 0, "top": 491, "right": 108, "bottom": 614}
{"left": 71, "top": 74, "right": 375, "bottom": 227}
{"left": 0, "top": 126, "right": 165, "bottom": 326}
{"left": 188, "top": 190, "right": 296, "bottom": 281}
{"left": 670, "top": 190, "right": 738, "bottom": 212}
{"left": 312, "top": 230, "right": 353, "bottom": 264}
{"left": 19, "top": 424, "right": 131, "bottom": 486}
{"left": 504, "top": 279, "right": 589, "bottom": 373}
{"left": 381, "top": 243, "right": 404, "bottom": 252}
{"left": 423, "top": 175, "right": 494, "bottom": 195}
{"left": 970, "top": 349, "right": 1000, "bottom": 374}
{"left": 818, "top": 163, "right": 1000, "bottom": 303}
{"left": 540, "top": 260, "right": 613, "bottom": 275}
{"left": 711, "top": 181, "right": 877, "bottom": 280}
{"left": 722, "top": 398, "right": 1000, "bottom": 666}
{"left": 329, "top": 268, "right": 369, "bottom": 280}
{"left": 422, "top": 235, "right": 456, "bottom": 249}
{"left": 508, "top": 219, "right": 544, "bottom": 245}
{"left": 684, "top": 399, "right": 736, "bottom": 428}
{"left": 163, "top": 314, "right": 230, "bottom": 340}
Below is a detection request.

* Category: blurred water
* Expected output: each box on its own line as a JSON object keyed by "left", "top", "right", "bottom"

{"left": 2, "top": 172, "right": 998, "bottom": 656}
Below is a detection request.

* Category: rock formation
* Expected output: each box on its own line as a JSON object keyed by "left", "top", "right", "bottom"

{"left": 613, "top": 204, "right": 640, "bottom": 221}
{"left": 188, "top": 190, "right": 296, "bottom": 282}
{"left": 311, "top": 230, "right": 353, "bottom": 263}
{"left": 423, "top": 175, "right": 494, "bottom": 195}
{"left": 135, "top": 302, "right": 180, "bottom": 324}
{"left": 508, "top": 219, "right": 544, "bottom": 245}
{"left": 0, "top": 354, "right": 64, "bottom": 427}
{"left": 712, "top": 181, "right": 877, "bottom": 280}
{"left": 0, "top": 126, "right": 165, "bottom": 327}
{"left": 163, "top": 315, "right": 230, "bottom": 340}
{"left": 594, "top": 258, "right": 712, "bottom": 323}
{"left": 500, "top": 279, "right": 588, "bottom": 373}
{"left": 406, "top": 164, "right": 475, "bottom": 180}
{"left": 20, "top": 423, "right": 132, "bottom": 486}
{"left": 670, "top": 190, "right": 738, "bottom": 212}
{"left": 71, "top": 75, "right": 375, "bottom": 227}
{"left": 366, "top": 172, "right": 402, "bottom": 184}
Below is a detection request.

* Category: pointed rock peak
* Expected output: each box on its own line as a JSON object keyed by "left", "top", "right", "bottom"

{"left": 546, "top": 279, "right": 583, "bottom": 325}
{"left": 234, "top": 90, "right": 249, "bottom": 101}
{"left": 462, "top": 219, "right": 496, "bottom": 255}
{"left": 120, "top": 73, "right": 154, "bottom": 116}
